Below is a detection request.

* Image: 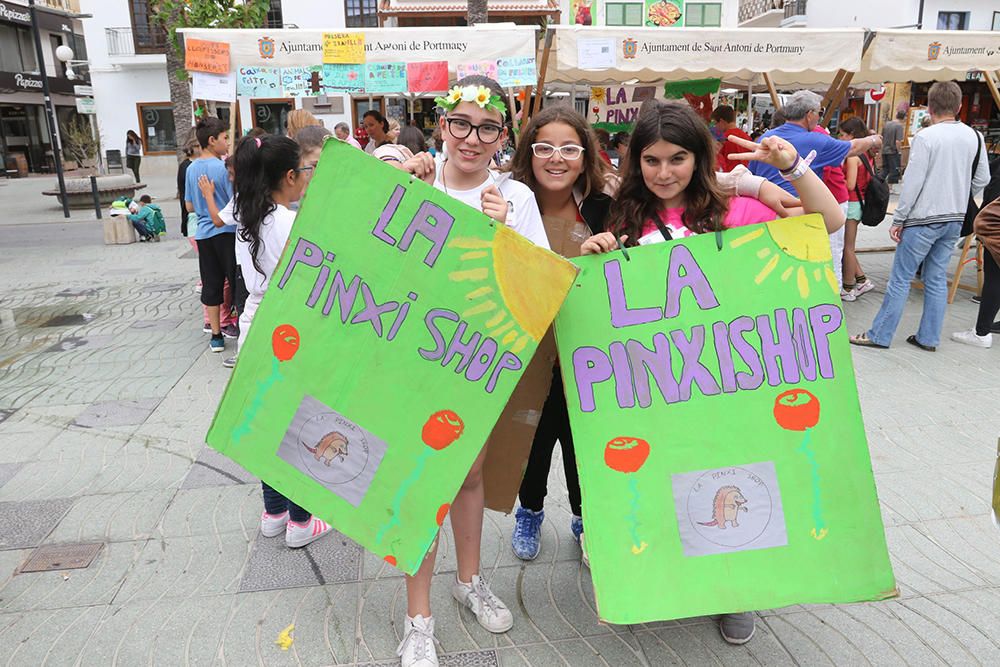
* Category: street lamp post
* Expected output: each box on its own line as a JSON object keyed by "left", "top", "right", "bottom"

{"left": 28, "top": 0, "right": 70, "bottom": 219}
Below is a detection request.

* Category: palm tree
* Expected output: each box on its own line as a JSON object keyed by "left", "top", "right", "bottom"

{"left": 467, "top": 0, "right": 488, "bottom": 26}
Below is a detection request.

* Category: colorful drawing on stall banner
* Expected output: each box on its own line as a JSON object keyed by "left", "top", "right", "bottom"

{"left": 281, "top": 66, "right": 323, "bottom": 97}
{"left": 365, "top": 62, "right": 408, "bottom": 94}
{"left": 407, "top": 61, "right": 449, "bottom": 94}
{"left": 185, "top": 38, "right": 231, "bottom": 75}
{"left": 457, "top": 61, "right": 499, "bottom": 82}
{"left": 207, "top": 139, "right": 577, "bottom": 575}
{"left": 644, "top": 0, "right": 683, "bottom": 27}
{"left": 322, "top": 64, "right": 365, "bottom": 93}
{"left": 554, "top": 214, "right": 895, "bottom": 624}
{"left": 590, "top": 84, "right": 662, "bottom": 133}
{"left": 497, "top": 57, "right": 537, "bottom": 88}
{"left": 323, "top": 32, "right": 365, "bottom": 64}
{"left": 237, "top": 66, "right": 280, "bottom": 98}
{"left": 664, "top": 78, "right": 722, "bottom": 122}
{"left": 572, "top": 0, "right": 596, "bottom": 25}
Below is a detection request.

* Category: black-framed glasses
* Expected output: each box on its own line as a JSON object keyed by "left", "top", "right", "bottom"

{"left": 531, "top": 143, "right": 585, "bottom": 160}
{"left": 444, "top": 117, "right": 503, "bottom": 144}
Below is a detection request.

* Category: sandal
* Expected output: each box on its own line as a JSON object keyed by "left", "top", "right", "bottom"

{"left": 849, "top": 333, "right": 888, "bottom": 348}
{"left": 905, "top": 335, "right": 936, "bottom": 352}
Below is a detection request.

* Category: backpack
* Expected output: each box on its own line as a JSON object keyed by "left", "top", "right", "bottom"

{"left": 855, "top": 154, "right": 890, "bottom": 227}
{"left": 146, "top": 204, "right": 166, "bottom": 235}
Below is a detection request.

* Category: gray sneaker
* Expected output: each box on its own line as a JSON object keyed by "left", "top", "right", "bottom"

{"left": 223, "top": 355, "right": 237, "bottom": 368}
{"left": 719, "top": 612, "right": 755, "bottom": 644}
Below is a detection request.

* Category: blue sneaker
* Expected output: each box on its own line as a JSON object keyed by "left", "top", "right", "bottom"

{"left": 570, "top": 515, "right": 583, "bottom": 544}
{"left": 511, "top": 506, "right": 544, "bottom": 560}
{"left": 209, "top": 335, "right": 225, "bottom": 353}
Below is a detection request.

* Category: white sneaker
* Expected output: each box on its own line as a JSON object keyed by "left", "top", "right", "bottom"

{"left": 260, "top": 511, "right": 289, "bottom": 538}
{"left": 951, "top": 329, "right": 993, "bottom": 349}
{"left": 580, "top": 533, "right": 590, "bottom": 569}
{"left": 853, "top": 279, "right": 876, "bottom": 297}
{"left": 840, "top": 288, "right": 857, "bottom": 302}
{"left": 397, "top": 614, "right": 439, "bottom": 667}
{"left": 451, "top": 574, "right": 513, "bottom": 633}
{"left": 285, "top": 516, "right": 333, "bottom": 548}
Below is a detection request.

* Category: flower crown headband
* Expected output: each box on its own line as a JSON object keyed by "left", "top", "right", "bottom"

{"left": 434, "top": 85, "right": 507, "bottom": 116}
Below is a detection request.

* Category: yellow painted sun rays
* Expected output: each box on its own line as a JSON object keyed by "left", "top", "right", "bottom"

{"left": 448, "top": 229, "right": 577, "bottom": 354}
{"left": 733, "top": 215, "right": 839, "bottom": 299}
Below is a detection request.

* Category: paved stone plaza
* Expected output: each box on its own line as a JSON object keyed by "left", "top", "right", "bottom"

{"left": 1, "top": 176, "right": 999, "bottom": 666}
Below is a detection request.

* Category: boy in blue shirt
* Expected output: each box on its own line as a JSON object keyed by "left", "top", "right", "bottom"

{"left": 185, "top": 117, "right": 235, "bottom": 353}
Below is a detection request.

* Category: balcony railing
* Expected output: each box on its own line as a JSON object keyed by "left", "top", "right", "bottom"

{"left": 738, "top": 0, "right": 785, "bottom": 24}
{"left": 784, "top": 0, "right": 807, "bottom": 19}
{"left": 105, "top": 26, "right": 167, "bottom": 57}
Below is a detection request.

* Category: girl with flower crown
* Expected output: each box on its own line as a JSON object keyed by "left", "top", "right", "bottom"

{"left": 389, "top": 75, "right": 548, "bottom": 667}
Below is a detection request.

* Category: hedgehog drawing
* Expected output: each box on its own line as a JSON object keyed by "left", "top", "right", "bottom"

{"left": 698, "top": 485, "right": 748, "bottom": 529}
{"left": 303, "top": 431, "right": 349, "bottom": 466}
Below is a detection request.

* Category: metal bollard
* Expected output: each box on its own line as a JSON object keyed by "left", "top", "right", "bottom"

{"left": 90, "top": 175, "right": 102, "bottom": 219}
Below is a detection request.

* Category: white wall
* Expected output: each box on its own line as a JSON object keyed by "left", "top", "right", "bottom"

{"left": 281, "top": 1, "right": 346, "bottom": 28}
{"left": 805, "top": 0, "right": 999, "bottom": 29}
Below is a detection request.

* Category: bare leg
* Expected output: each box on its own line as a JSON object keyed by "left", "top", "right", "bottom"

{"left": 842, "top": 220, "right": 864, "bottom": 285}
{"left": 404, "top": 445, "right": 488, "bottom": 617}
{"left": 206, "top": 304, "right": 221, "bottom": 335}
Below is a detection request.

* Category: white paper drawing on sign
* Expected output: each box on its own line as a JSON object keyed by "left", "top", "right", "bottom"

{"left": 276, "top": 395, "right": 388, "bottom": 507}
{"left": 671, "top": 461, "right": 788, "bottom": 557}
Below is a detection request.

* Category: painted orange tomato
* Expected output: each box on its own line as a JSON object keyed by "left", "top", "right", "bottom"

{"left": 271, "top": 324, "right": 300, "bottom": 362}
{"left": 773, "top": 388, "right": 821, "bottom": 431}
{"left": 422, "top": 410, "right": 464, "bottom": 450}
{"left": 436, "top": 503, "right": 451, "bottom": 526}
{"left": 604, "top": 436, "right": 650, "bottom": 474}
{"left": 384, "top": 555, "right": 397, "bottom": 567}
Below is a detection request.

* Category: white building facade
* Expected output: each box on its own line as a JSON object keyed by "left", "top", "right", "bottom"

{"left": 79, "top": 0, "right": 352, "bottom": 178}
{"left": 739, "top": 0, "right": 999, "bottom": 30}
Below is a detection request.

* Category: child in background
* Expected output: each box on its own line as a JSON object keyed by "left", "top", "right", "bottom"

{"left": 838, "top": 117, "right": 877, "bottom": 301}
{"left": 231, "top": 134, "right": 334, "bottom": 548}
{"left": 392, "top": 75, "right": 548, "bottom": 667}
{"left": 127, "top": 194, "right": 163, "bottom": 242}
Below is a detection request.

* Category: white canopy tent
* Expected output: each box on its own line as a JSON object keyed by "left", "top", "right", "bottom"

{"left": 177, "top": 25, "right": 538, "bottom": 72}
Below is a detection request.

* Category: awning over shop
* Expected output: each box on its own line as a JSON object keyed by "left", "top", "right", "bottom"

{"left": 862, "top": 30, "right": 1000, "bottom": 83}
{"left": 177, "top": 25, "right": 538, "bottom": 71}
{"left": 546, "top": 26, "right": 865, "bottom": 88}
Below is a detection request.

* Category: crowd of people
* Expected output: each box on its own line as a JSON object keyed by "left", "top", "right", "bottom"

{"left": 172, "top": 73, "right": 997, "bottom": 667}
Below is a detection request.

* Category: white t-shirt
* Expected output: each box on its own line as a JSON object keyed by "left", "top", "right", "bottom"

{"left": 233, "top": 203, "right": 296, "bottom": 304}
{"left": 432, "top": 169, "right": 549, "bottom": 250}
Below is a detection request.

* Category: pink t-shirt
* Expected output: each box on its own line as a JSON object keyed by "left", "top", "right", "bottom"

{"left": 639, "top": 196, "right": 777, "bottom": 242}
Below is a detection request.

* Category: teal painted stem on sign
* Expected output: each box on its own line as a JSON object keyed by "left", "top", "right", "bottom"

{"left": 376, "top": 446, "right": 433, "bottom": 546}
{"left": 232, "top": 357, "right": 282, "bottom": 444}
{"left": 797, "top": 428, "right": 825, "bottom": 530}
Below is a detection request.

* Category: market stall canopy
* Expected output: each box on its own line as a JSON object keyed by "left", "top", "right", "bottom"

{"left": 546, "top": 26, "right": 865, "bottom": 88}
{"left": 176, "top": 25, "right": 538, "bottom": 70}
{"left": 861, "top": 30, "right": 1000, "bottom": 83}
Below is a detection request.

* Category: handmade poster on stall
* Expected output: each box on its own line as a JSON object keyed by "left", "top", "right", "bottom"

{"left": 207, "top": 140, "right": 577, "bottom": 574}
{"left": 323, "top": 31, "right": 365, "bottom": 64}
{"left": 457, "top": 61, "right": 499, "bottom": 82}
{"left": 589, "top": 83, "right": 663, "bottom": 133}
{"left": 365, "top": 62, "right": 408, "bottom": 94}
{"left": 281, "top": 66, "right": 323, "bottom": 97}
{"left": 497, "top": 57, "right": 537, "bottom": 88}
{"left": 571, "top": 0, "right": 596, "bottom": 25}
{"left": 322, "top": 64, "right": 365, "bottom": 93}
{"left": 191, "top": 71, "right": 235, "bottom": 102}
{"left": 237, "top": 66, "right": 280, "bottom": 98}
{"left": 407, "top": 61, "right": 449, "bottom": 93}
{"left": 554, "top": 215, "right": 896, "bottom": 623}
{"left": 185, "top": 38, "right": 230, "bottom": 75}
{"left": 663, "top": 78, "right": 721, "bottom": 122}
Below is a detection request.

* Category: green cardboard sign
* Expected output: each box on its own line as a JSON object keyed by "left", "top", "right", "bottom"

{"left": 208, "top": 140, "right": 577, "bottom": 574}
{"left": 554, "top": 216, "right": 896, "bottom": 623}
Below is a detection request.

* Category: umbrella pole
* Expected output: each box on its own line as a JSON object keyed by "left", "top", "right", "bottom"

{"left": 762, "top": 73, "right": 781, "bottom": 111}
{"left": 985, "top": 70, "right": 1000, "bottom": 112}
{"left": 528, "top": 27, "right": 555, "bottom": 123}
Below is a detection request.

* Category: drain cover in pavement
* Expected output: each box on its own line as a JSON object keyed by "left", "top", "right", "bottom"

{"left": 19, "top": 543, "right": 103, "bottom": 573}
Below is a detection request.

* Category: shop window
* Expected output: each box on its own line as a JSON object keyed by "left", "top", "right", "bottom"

{"left": 686, "top": 3, "right": 722, "bottom": 27}
{"left": 50, "top": 35, "right": 67, "bottom": 77}
{"left": 136, "top": 102, "right": 176, "bottom": 154}
{"left": 993, "top": 11, "right": 999, "bottom": 30}
{"left": 937, "top": 11, "right": 969, "bottom": 30}
{"left": 346, "top": 0, "right": 379, "bottom": 28}
{"left": 128, "top": 0, "right": 166, "bottom": 53}
{"left": 251, "top": 99, "right": 294, "bottom": 136}
{"left": 605, "top": 2, "right": 643, "bottom": 26}
{"left": 0, "top": 24, "right": 37, "bottom": 72}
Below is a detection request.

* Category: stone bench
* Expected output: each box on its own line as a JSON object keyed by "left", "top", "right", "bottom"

{"left": 42, "top": 174, "right": 147, "bottom": 209}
